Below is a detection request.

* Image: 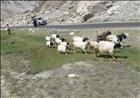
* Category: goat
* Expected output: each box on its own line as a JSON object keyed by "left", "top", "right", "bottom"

{"left": 117, "top": 33, "right": 129, "bottom": 42}
{"left": 96, "top": 30, "right": 112, "bottom": 42}
{"left": 72, "top": 36, "right": 89, "bottom": 42}
{"left": 73, "top": 38, "right": 90, "bottom": 53}
{"left": 45, "top": 36, "right": 51, "bottom": 41}
{"left": 51, "top": 34, "right": 60, "bottom": 40}
{"left": 57, "top": 41, "right": 70, "bottom": 54}
{"left": 106, "top": 33, "right": 129, "bottom": 48}
{"left": 46, "top": 40, "right": 54, "bottom": 48}
{"left": 90, "top": 41, "right": 121, "bottom": 60}
{"left": 55, "top": 37, "right": 66, "bottom": 45}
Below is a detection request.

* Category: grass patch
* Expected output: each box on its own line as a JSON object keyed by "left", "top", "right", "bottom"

{"left": 1, "top": 29, "right": 140, "bottom": 73}
{"left": 1, "top": 30, "right": 94, "bottom": 73}
{"left": 115, "top": 47, "right": 140, "bottom": 71}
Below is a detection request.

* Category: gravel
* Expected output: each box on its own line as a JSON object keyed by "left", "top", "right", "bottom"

{"left": 1, "top": 55, "right": 140, "bottom": 98}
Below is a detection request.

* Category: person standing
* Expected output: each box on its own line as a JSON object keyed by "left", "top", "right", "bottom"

{"left": 33, "top": 19, "right": 37, "bottom": 27}
{"left": 6, "top": 24, "right": 11, "bottom": 35}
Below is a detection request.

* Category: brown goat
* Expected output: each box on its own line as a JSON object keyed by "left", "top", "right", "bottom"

{"left": 96, "top": 30, "right": 112, "bottom": 42}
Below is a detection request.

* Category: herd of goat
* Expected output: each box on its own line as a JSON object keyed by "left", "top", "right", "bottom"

{"left": 45, "top": 31, "right": 129, "bottom": 60}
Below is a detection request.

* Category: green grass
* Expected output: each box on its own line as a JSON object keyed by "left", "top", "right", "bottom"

{"left": 115, "top": 47, "right": 140, "bottom": 71}
{"left": 1, "top": 29, "right": 140, "bottom": 73}
{"left": 1, "top": 30, "right": 94, "bottom": 73}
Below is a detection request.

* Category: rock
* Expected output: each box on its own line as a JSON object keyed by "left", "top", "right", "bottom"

{"left": 68, "top": 74, "right": 78, "bottom": 78}
{"left": 69, "top": 32, "right": 75, "bottom": 35}
{"left": 35, "top": 71, "right": 53, "bottom": 79}
{"left": 83, "top": 13, "right": 94, "bottom": 22}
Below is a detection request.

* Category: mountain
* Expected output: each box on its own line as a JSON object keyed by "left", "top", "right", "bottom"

{"left": 1, "top": 1, "right": 40, "bottom": 20}
{"left": 1, "top": 1, "right": 140, "bottom": 26}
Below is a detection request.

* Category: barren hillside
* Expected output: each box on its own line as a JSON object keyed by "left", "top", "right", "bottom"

{"left": 1, "top": 1, "right": 140, "bottom": 26}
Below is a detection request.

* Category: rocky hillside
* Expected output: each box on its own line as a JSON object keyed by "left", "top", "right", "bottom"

{"left": 1, "top": 1, "right": 140, "bottom": 26}
{"left": 1, "top": 1, "right": 40, "bottom": 20}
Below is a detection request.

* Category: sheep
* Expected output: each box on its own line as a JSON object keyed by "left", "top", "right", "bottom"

{"left": 96, "top": 30, "right": 112, "bottom": 42}
{"left": 90, "top": 40, "right": 121, "bottom": 60}
{"left": 73, "top": 38, "right": 90, "bottom": 53}
{"left": 57, "top": 41, "right": 70, "bottom": 54}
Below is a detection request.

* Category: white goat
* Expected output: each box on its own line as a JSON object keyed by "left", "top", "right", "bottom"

{"left": 106, "top": 33, "right": 129, "bottom": 43}
{"left": 45, "top": 36, "right": 51, "bottom": 41}
{"left": 57, "top": 42, "right": 69, "bottom": 54}
{"left": 45, "top": 35, "right": 55, "bottom": 48}
{"left": 55, "top": 37, "right": 63, "bottom": 45}
{"left": 72, "top": 36, "right": 83, "bottom": 42}
{"left": 50, "top": 34, "right": 64, "bottom": 46}
{"left": 61, "top": 41, "right": 68, "bottom": 46}
{"left": 51, "top": 34, "right": 60, "bottom": 40}
{"left": 106, "top": 35, "right": 118, "bottom": 43}
{"left": 106, "top": 33, "right": 129, "bottom": 48}
{"left": 90, "top": 41, "right": 117, "bottom": 59}
{"left": 46, "top": 40, "right": 54, "bottom": 48}
{"left": 73, "top": 40, "right": 90, "bottom": 53}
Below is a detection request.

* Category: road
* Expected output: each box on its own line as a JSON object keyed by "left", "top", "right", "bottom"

{"left": 1, "top": 22, "right": 140, "bottom": 29}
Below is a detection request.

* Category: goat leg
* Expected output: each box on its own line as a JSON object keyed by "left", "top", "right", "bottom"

{"left": 94, "top": 49, "right": 97, "bottom": 57}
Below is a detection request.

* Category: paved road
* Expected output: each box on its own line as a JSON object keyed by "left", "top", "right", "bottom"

{"left": 1, "top": 22, "right": 140, "bottom": 29}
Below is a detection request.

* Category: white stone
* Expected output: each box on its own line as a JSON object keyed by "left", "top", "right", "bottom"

{"left": 68, "top": 74, "right": 78, "bottom": 78}
{"left": 69, "top": 32, "right": 75, "bottom": 35}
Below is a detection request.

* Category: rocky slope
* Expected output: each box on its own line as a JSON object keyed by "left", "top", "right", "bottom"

{"left": 1, "top": 1, "right": 140, "bottom": 26}
{"left": 1, "top": 1, "right": 40, "bottom": 20}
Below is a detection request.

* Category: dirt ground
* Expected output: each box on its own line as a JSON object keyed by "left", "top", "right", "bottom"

{"left": 1, "top": 55, "right": 140, "bottom": 98}
{"left": 1, "top": 28, "right": 140, "bottom": 98}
